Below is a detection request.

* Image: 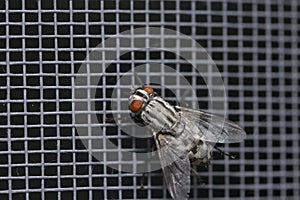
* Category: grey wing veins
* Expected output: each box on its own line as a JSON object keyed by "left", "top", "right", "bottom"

{"left": 154, "top": 132, "right": 191, "bottom": 200}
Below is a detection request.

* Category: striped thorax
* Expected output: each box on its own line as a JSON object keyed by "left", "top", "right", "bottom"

{"left": 128, "top": 86, "right": 180, "bottom": 133}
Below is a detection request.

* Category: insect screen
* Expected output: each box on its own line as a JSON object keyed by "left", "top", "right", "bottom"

{"left": 0, "top": 0, "right": 299, "bottom": 199}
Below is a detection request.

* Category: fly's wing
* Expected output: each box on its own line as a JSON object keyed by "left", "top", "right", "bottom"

{"left": 154, "top": 132, "right": 190, "bottom": 200}
{"left": 176, "top": 106, "right": 246, "bottom": 143}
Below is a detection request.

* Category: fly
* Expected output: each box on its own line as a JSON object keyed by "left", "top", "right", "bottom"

{"left": 128, "top": 86, "right": 246, "bottom": 200}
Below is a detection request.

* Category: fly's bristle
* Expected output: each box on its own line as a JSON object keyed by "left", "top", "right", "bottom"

{"left": 130, "top": 85, "right": 135, "bottom": 94}
{"left": 133, "top": 70, "right": 144, "bottom": 86}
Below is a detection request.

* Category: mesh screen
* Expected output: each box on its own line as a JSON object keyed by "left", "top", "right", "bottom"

{"left": 0, "top": 0, "right": 299, "bottom": 199}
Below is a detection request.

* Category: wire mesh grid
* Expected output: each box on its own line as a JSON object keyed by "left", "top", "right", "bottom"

{"left": 0, "top": 0, "right": 299, "bottom": 199}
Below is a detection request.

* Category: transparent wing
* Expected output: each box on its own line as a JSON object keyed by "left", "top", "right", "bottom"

{"left": 154, "top": 132, "right": 190, "bottom": 200}
{"left": 176, "top": 106, "right": 246, "bottom": 143}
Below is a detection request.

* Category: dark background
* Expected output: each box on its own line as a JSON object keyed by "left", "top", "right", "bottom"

{"left": 0, "top": 0, "right": 299, "bottom": 199}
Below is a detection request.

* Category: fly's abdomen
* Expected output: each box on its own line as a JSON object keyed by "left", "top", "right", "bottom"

{"left": 140, "top": 97, "right": 178, "bottom": 132}
{"left": 188, "top": 141, "right": 212, "bottom": 166}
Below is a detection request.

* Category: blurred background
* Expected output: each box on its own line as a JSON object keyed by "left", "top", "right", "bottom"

{"left": 0, "top": 0, "right": 299, "bottom": 199}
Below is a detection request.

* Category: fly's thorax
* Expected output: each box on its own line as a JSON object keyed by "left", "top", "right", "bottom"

{"left": 140, "top": 97, "right": 179, "bottom": 132}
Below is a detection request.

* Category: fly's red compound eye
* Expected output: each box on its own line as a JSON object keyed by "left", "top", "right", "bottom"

{"left": 129, "top": 100, "right": 144, "bottom": 113}
{"left": 142, "top": 86, "right": 153, "bottom": 94}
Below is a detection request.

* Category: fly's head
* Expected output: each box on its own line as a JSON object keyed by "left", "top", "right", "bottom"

{"left": 128, "top": 86, "right": 156, "bottom": 125}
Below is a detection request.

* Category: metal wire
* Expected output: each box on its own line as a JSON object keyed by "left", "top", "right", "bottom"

{"left": 0, "top": 0, "right": 299, "bottom": 199}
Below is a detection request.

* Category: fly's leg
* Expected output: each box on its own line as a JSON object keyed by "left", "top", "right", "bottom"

{"left": 213, "top": 145, "right": 237, "bottom": 159}
{"left": 138, "top": 137, "right": 156, "bottom": 190}
{"left": 140, "top": 173, "right": 146, "bottom": 189}
{"left": 190, "top": 166, "right": 206, "bottom": 186}
{"left": 190, "top": 166, "right": 198, "bottom": 176}
{"left": 105, "top": 117, "right": 115, "bottom": 123}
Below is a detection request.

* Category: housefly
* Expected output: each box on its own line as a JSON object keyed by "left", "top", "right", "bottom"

{"left": 128, "top": 86, "right": 246, "bottom": 200}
